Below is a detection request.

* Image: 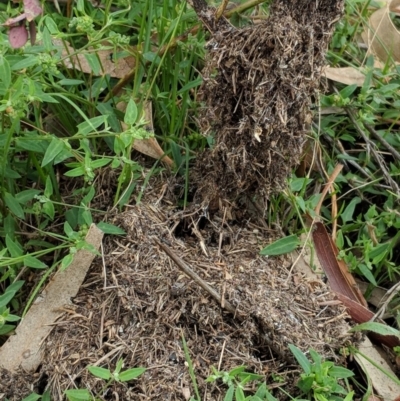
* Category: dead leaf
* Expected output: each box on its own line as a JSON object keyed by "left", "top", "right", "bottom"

{"left": 323, "top": 66, "right": 368, "bottom": 86}
{"left": 0, "top": 225, "right": 103, "bottom": 373}
{"left": 8, "top": 25, "right": 29, "bottom": 48}
{"left": 355, "top": 337, "right": 400, "bottom": 401}
{"left": 312, "top": 222, "right": 368, "bottom": 306}
{"left": 59, "top": 40, "right": 136, "bottom": 78}
{"left": 24, "top": 0, "right": 42, "bottom": 21}
{"left": 361, "top": 0, "right": 400, "bottom": 63}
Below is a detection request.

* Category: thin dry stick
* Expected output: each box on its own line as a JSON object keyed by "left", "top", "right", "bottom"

{"left": 156, "top": 240, "right": 241, "bottom": 317}
{"left": 314, "top": 163, "right": 344, "bottom": 217}
{"left": 364, "top": 122, "right": 400, "bottom": 162}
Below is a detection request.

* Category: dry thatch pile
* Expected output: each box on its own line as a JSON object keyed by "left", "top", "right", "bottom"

{"left": 192, "top": 0, "right": 344, "bottom": 208}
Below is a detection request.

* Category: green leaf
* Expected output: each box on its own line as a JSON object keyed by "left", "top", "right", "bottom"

{"left": 260, "top": 235, "right": 300, "bottom": 256}
{"left": 84, "top": 53, "right": 101, "bottom": 75}
{"left": 223, "top": 386, "right": 234, "bottom": 401}
{"left": 20, "top": 393, "right": 41, "bottom": 401}
{"left": 339, "top": 84, "right": 358, "bottom": 99}
{"left": 119, "top": 367, "right": 146, "bottom": 382}
{"left": 0, "top": 56, "right": 11, "bottom": 90}
{"left": 6, "top": 280, "right": 24, "bottom": 293}
{"left": 43, "top": 201, "right": 55, "bottom": 220}
{"left": 44, "top": 176, "right": 53, "bottom": 198}
{"left": 64, "top": 166, "right": 85, "bottom": 177}
{"left": 24, "top": 255, "right": 47, "bottom": 269}
{"left": 341, "top": 197, "right": 361, "bottom": 224}
{"left": 358, "top": 263, "right": 377, "bottom": 286}
{"left": 0, "top": 291, "right": 15, "bottom": 308}
{"left": 124, "top": 98, "right": 138, "bottom": 125}
{"left": 42, "top": 137, "right": 65, "bottom": 167}
{"left": 297, "top": 376, "right": 314, "bottom": 393}
{"left": 64, "top": 389, "right": 91, "bottom": 401}
{"left": 15, "top": 189, "right": 41, "bottom": 204}
{"left": 288, "top": 344, "right": 311, "bottom": 374}
{"left": 11, "top": 55, "right": 38, "bottom": 70}
{"left": 350, "top": 322, "right": 400, "bottom": 337}
{"left": 87, "top": 366, "right": 112, "bottom": 380}
{"left": 77, "top": 115, "right": 108, "bottom": 136}
{"left": 0, "top": 324, "right": 15, "bottom": 335}
{"left": 90, "top": 158, "right": 112, "bottom": 169}
{"left": 61, "top": 254, "right": 74, "bottom": 271}
{"left": 97, "top": 222, "right": 126, "bottom": 235}
{"left": 6, "top": 235, "right": 23, "bottom": 257}
{"left": 235, "top": 386, "right": 246, "bottom": 401}
{"left": 4, "top": 192, "right": 25, "bottom": 219}
{"left": 58, "top": 79, "right": 84, "bottom": 86}
{"left": 328, "top": 366, "right": 354, "bottom": 379}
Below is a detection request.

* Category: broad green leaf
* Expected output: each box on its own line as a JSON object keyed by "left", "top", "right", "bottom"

{"left": 5, "top": 234, "right": 23, "bottom": 258}
{"left": 5, "top": 313, "right": 20, "bottom": 322}
{"left": 44, "top": 176, "right": 53, "bottom": 198}
{"left": 96, "top": 222, "right": 126, "bottom": 235}
{"left": 15, "top": 189, "right": 41, "bottom": 204}
{"left": 0, "top": 324, "right": 15, "bottom": 335}
{"left": 369, "top": 243, "right": 390, "bottom": 264}
{"left": 288, "top": 344, "right": 311, "bottom": 374}
{"left": 43, "top": 201, "right": 55, "bottom": 220}
{"left": 341, "top": 197, "right": 361, "bottom": 224}
{"left": 42, "top": 137, "right": 65, "bottom": 167}
{"left": 119, "top": 367, "right": 146, "bottom": 382}
{"left": 11, "top": 55, "right": 38, "bottom": 70}
{"left": 358, "top": 263, "right": 377, "bottom": 286}
{"left": 260, "top": 235, "right": 300, "bottom": 256}
{"left": 4, "top": 192, "right": 25, "bottom": 219}
{"left": 64, "top": 389, "right": 91, "bottom": 401}
{"left": 24, "top": 255, "right": 47, "bottom": 269}
{"left": 64, "top": 221, "right": 74, "bottom": 238}
{"left": 223, "top": 386, "right": 234, "bottom": 401}
{"left": 64, "top": 166, "right": 85, "bottom": 177}
{"left": 90, "top": 158, "right": 112, "bottom": 169}
{"left": 350, "top": 322, "right": 400, "bottom": 337}
{"left": 235, "top": 386, "right": 246, "bottom": 401}
{"left": 6, "top": 280, "right": 24, "bottom": 293}
{"left": 0, "top": 291, "right": 15, "bottom": 308}
{"left": 124, "top": 98, "right": 138, "bottom": 125}
{"left": 328, "top": 366, "right": 354, "bottom": 379}
{"left": 339, "top": 84, "right": 358, "bottom": 99}
{"left": 87, "top": 366, "right": 112, "bottom": 380}
{"left": 77, "top": 115, "right": 108, "bottom": 136}
{"left": 84, "top": 53, "right": 101, "bottom": 75}
{"left": 61, "top": 254, "right": 73, "bottom": 270}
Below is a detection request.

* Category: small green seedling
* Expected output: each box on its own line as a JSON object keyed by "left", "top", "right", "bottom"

{"left": 289, "top": 344, "right": 354, "bottom": 401}
{"left": 65, "top": 359, "right": 145, "bottom": 401}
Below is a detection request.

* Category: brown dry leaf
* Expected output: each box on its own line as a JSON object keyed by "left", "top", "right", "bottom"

{"left": 361, "top": 0, "right": 400, "bottom": 63}
{"left": 323, "top": 66, "right": 368, "bottom": 86}
{"left": 0, "top": 224, "right": 103, "bottom": 373}
{"left": 116, "top": 101, "right": 174, "bottom": 168}
{"left": 312, "top": 222, "right": 368, "bottom": 306}
{"left": 355, "top": 337, "right": 400, "bottom": 401}
{"left": 59, "top": 40, "right": 136, "bottom": 78}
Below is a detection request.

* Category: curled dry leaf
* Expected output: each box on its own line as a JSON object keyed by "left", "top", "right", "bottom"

{"left": 323, "top": 66, "right": 368, "bottom": 86}
{"left": 8, "top": 25, "right": 29, "bottom": 48}
{"left": 361, "top": 0, "right": 400, "bottom": 63}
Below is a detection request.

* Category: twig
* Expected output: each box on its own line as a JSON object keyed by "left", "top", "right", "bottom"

{"left": 155, "top": 239, "right": 242, "bottom": 317}
{"left": 344, "top": 105, "right": 400, "bottom": 199}
{"left": 364, "top": 122, "right": 400, "bottom": 162}
{"left": 314, "top": 163, "right": 343, "bottom": 217}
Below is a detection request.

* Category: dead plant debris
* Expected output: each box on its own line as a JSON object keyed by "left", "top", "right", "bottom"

{"left": 191, "top": 0, "right": 345, "bottom": 207}
{"left": 0, "top": 186, "right": 353, "bottom": 400}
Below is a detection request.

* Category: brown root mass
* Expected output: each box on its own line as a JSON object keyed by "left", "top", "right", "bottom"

{"left": 192, "top": 0, "right": 344, "bottom": 206}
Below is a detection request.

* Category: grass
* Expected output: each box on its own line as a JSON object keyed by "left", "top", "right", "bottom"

{"left": 0, "top": 0, "right": 400, "bottom": 399}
